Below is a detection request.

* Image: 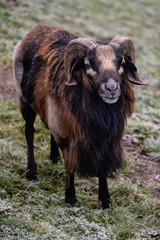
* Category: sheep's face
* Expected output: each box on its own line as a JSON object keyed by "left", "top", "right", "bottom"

{"left": 66, "top": 41, "right": 145, "bottom": 103}
{"left": 85, "top": 45, "right": 123, "bottom": 104}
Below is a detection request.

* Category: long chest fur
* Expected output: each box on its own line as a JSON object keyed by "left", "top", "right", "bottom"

{"left": 63, "top": 88, "right": 126, "bottom": 177}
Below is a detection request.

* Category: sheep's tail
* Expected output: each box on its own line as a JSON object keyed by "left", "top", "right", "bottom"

{"left": 13, "top": 41, "right": 24, "bottom": 86}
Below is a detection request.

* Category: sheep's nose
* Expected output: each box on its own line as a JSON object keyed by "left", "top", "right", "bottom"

{"left": 106, "top": 84, "right": 118, "bottom": 93}
{"left": 105, "top": 80, "right": 118, "bottom": 94}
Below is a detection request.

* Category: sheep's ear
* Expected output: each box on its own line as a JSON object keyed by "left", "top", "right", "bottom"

{"left": 65, "top": 58, "right": 84, "bottom": 86}
{"left": 124, "top": 56, "right": 146, "bottom": 85}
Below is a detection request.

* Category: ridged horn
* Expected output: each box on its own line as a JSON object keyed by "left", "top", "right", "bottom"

{"left": 64, "top": 38, "right": 97, "bottom": 85}
{"left": 109, "top": 36, "right": 135, "bottom": 63}
{"left": 109, "top": 36, "right": 145, "bottom": 85}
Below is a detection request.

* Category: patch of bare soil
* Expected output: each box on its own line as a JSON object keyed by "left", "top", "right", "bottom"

{"left": 0, "top": 67, "right": 159, "bottom": 198}
{"left": 123, "top": 135, "right": 160, "bottom": 198}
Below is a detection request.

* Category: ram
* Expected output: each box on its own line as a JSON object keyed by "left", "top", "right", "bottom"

{"left": 13, "top": 24, "right": 145, "bottom": 209}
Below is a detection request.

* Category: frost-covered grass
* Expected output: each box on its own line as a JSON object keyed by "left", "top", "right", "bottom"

{"left": 0, "top": 122, "right": 159, "bottom": 239}
{"left": 144, "top": 136, "right": 160, "bottom": 161}
{"left": 0, "top": 0, "right": 160, "bottom": 239}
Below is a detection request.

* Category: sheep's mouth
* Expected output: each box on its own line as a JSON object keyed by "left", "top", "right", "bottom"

{"left": 98, "top": 87, "right": 121, "bottom": 104}
{"left": 101, "top": 95, "right": 119, "bottom": 104}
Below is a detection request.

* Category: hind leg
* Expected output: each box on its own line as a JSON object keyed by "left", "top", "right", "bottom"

{"left": 50, "top": 134, "right": 61, "bottom": 163}
{"left": 19, "top": 97, "right": 37, "bottom": 180}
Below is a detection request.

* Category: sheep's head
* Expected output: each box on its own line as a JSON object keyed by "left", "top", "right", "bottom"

{"left": 64, "top": 36, "right": 145, "bottom": 104}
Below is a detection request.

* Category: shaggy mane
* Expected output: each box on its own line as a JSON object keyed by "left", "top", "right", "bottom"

{"left": 64, "top": 80, "right": 134, "bottom": 177}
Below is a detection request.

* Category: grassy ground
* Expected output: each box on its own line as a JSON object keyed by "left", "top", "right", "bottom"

{"left": 0, "top": 0, "right": 160, "bottom": 239}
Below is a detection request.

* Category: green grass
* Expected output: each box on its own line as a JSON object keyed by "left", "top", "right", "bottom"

{"left": 0, "top": 0, "right": 160, "bottom": 239}
{"left": 0, "top": 117, "right": 159, "bottom": 239}
{"left": 144, "top": 136, "right": 160, "bottom": 161}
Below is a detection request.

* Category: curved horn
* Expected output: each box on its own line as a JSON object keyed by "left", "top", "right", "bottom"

{"left": 109, "top": 36, "right": 145, "bottom": 85}
{"left": 109, "top": 36, "right": 135, "bottom": 63}
{"left": 64, "top": 38, "right": 97, "bottom": 85}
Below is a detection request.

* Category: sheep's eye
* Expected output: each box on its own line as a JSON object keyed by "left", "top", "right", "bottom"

{"left": 118, "top": 64, "right": 122, "bottom": 71}
{"left": 117, "top": 57, "right": 125, "bottom": 70}
{"left": 85, "top": 64, "right": 91, "bottom": 70}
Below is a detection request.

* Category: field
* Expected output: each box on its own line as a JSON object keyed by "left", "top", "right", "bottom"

{"left": 0, "top": 0, "right": 160, "bottom": 239}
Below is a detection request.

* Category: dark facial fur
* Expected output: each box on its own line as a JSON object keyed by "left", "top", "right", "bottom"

{"left": 84, "top": 45, "right": 124, "bottom": 104}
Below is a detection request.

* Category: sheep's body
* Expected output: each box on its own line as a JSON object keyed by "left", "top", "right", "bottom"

{"left": 13, "top": 24, "right": 144, "bottom": 208}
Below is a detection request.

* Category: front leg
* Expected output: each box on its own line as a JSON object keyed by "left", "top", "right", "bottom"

{"left": 65, "top": 173, "right": 79, "bottom": 207}
{"left": 99, "top": 177, "right": 112, "bottom": 209}
{"left": 50, "top": 134, "right": 61, "bottom": 163}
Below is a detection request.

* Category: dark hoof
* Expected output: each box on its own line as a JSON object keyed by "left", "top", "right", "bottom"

{"left": 72, "top": 202, "right": 80, "bottom": 208}
{"left": 27, "top": 170, "right": 38, "bottom": 181}
{"left": 50, "top": 156, "right": 61, "bottom": 163}
{"left": 65, "top": 202, "right": 80, "bottom": 208}
{"left": 102, "top": 199, "right": 112, "bottom": 209}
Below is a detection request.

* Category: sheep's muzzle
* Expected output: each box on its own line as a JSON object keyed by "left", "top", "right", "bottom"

{"left": 98, "top": 79, "right": 121, "bottom": 104}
